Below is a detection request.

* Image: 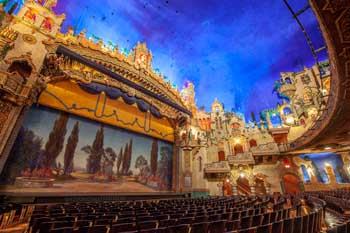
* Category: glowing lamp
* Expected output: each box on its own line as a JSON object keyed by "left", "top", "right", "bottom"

{"left": 324, "top": 162, "right": 331, "bottom": 167}
{"left": 234, "top": 138, "right": 241, "bottom": 144}
{"left": 240, "top": 173, "right": 245, "bottom": 178}
{"left": 286, "top": 117, "right": 294, "bottom": 124}
{"left": 324, "top": 146, "right": 332, "bottom": 150}
{"left": 283, "top": 158, "right": 291, "bottom": 168}
{"left": 226, "top": 179, "right": 230, "bottom": 183}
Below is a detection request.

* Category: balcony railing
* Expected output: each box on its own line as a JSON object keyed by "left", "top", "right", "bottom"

{"left": 251, "top": 142, "right": 280, "bottom": 156}
{"left": 204, "top": 161, "right": 230, "bottom": 174}
{"left": 228, "top": 152, "right": 255, "bottom": 166}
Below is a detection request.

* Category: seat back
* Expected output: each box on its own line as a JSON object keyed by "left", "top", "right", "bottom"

{"left": 272, "top": 220, "right": 283, "bottom": 233}
{"left": 208, "top": 220, "right": 226, "bottom": 233}
{"left": 190, "top": 222, "right": 209, "bottom": 233}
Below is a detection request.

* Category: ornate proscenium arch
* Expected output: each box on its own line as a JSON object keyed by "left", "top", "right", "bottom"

{"left": 55, "top": 45, "right": 192, "bottom": 117}
{"left": 289, "top": 0, "right": 350, "bottom": 150}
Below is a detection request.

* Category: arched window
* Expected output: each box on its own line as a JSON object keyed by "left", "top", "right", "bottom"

{"left": 234, "top": 144, "right": 244, "bottom": 155}
{"left": 300, "top": 165, "right": 310, "bottom": 183}
{"left": 218, "top": 151, "right": 225, "bottom": 161}
{"left": 249, "top": 139, "right": 257, "bottom": 148}
{"left": 285, "top": 77, "right": 292, "bottom": 84}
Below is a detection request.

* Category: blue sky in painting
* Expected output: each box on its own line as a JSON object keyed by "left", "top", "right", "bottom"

{"left": 8, "top": 0, "right": 328, "bottom": 120}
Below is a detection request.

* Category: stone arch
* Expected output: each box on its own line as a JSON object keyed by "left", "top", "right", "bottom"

{"left": 281, "top": 172, "right": 302, "bottom": 194}
{"left": 249, "top": 139, "right": 257, "bottom": 148}
{"left": 7, "top": 60, "right": 33, "bottom": 78}
{"left": 236, "top": 176, "right": 250, "bottom": 195}
{"left": 222, "top": 178, "right": 233, "bottom": 196}
{"left": 254, "top": 173, "right": 268, "bottom": 195}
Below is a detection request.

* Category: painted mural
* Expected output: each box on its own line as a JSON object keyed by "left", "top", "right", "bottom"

{"left": 0, "top": 106, "right": 173, "bottom": 194}
{"left": 300, "top": 153, "right": 350, "bottom": 184}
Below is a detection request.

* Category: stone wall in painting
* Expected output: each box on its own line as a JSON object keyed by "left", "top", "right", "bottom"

{"left": 0, "top": 106, "right": 173, "bottom": 194}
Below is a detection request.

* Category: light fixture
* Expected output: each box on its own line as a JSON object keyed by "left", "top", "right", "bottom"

{"left": 324, "top": 146, "right": 332, "bottom": 150}
{"left": 226, "top": 178, "right": 230, "bottom": 183}
{"left": 285, "top": 117, "right": 294, "bottom": 124}
{"left": 240, "top": 173, "right": 245, "bottom": 178}
{"left": 324, "top": 162, "right": 331, "bottom": 167}
{"left": 234, "top": 138, "right": 240, "bottom": 144}
{"left": 285, "top": 164, "right": 290, "bottom": 168}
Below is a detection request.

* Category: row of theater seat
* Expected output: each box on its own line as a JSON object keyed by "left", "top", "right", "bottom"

{"left": 307, "top": 189, "right": 350, "bottom": 214}
{"left": 27, "top": 194, "right": 323, "bottom": 233}
{"left": 306, "top": 188, "right": 350, "bottom": 233}
{"left": 0, "top": 203, "right": 34, "bottom": 229}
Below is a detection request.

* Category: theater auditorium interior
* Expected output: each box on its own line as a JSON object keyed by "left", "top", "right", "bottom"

{"left": 0, "top": 0, "right": 349, "bottom": 232}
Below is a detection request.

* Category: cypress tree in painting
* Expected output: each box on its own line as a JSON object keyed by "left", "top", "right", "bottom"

{"left": 125, "top": 139, "right": 133, "bottom": 174}
{"left": 63, "top": 121, "right": 79, "bottom": 175}
{"left": 121, "top": 143, "right": 129, "bottom": 175}
{"left": 150, "top": 139, "right": 158, "bottom": 176}
{"left": 82, "top": 124, "right": 104, "bottom": 174}
{"left": 116, "top": 147, "right": 123, "bottom": 175}
{"left": 157, "top": 146, "right": 173, "bottom": 189}
{"left": 43, "top": 112, "right": 69, "bottom": 170}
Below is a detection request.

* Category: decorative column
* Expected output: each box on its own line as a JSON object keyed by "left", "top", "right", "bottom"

{"left": 250, "top": 181, "right": 256, "bottom": 196}
{"left": 324, "top": 164, "right": 337, "bottom": 185}
{"left": 217, "top": 183, "right": 224, "bottom": 197}
{"left": 265, "top": 183, "right": 272, "bottom": 195}
{"left": 232, "top": 183, "right": 238, "bottom": 196}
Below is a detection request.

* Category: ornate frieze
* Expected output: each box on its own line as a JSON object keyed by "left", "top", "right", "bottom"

{"left": 42, "top": 38, "right": 187, "bottom": 113}
{"left": 227, "top": 152, "right": 255, "bottom": 166}
{"left": 39, "top": 52, "right": 188, "bottom": 120}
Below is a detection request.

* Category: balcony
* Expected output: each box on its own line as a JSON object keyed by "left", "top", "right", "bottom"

{"left": 279, "top": 83, "right": 296, "bottom": 98}
{"left": 251, "top": 143, "right": 280, "bottom": 156}
{"left": 204, "top": 161, "right": 230, "bottom": 174}
{"left": 227, "top": 152, "right": 255, "bottom": 166}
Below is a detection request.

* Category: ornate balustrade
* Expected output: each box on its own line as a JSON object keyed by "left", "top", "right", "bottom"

{"left": 250, "top": 142, "right": 280, "bottom": 156}
{"left": 227, "top": 152, "right": 255, "bottom": 166}
{"left": 204, "top": 161, "right": 230, "bottom": 174}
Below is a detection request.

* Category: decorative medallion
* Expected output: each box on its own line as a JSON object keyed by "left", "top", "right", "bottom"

{"left": 22, "top": 34, "right": 37, "bottom": 44}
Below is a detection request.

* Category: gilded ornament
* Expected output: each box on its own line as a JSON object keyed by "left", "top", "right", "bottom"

{"left": 22, "top": 34, "right": 37, "bottom": 44}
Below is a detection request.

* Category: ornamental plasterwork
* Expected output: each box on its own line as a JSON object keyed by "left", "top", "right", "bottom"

{"left": 42, "top": 34, "right": 187, "bottom": 110}
{"left": 41, "top": 53, "right": 182, "bottom": 120}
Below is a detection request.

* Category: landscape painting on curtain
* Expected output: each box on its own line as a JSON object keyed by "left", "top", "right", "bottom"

{"left": 0, "top": 106, "right": 174, "bottom": 193}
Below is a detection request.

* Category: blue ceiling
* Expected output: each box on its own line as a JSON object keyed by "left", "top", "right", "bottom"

{"left": 36, "top": 0, "right": 328, "bottom": 120}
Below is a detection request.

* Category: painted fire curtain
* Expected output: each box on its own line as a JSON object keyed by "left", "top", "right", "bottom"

{"left": 0, "top": 105, "right": 174, "bottom": 193}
